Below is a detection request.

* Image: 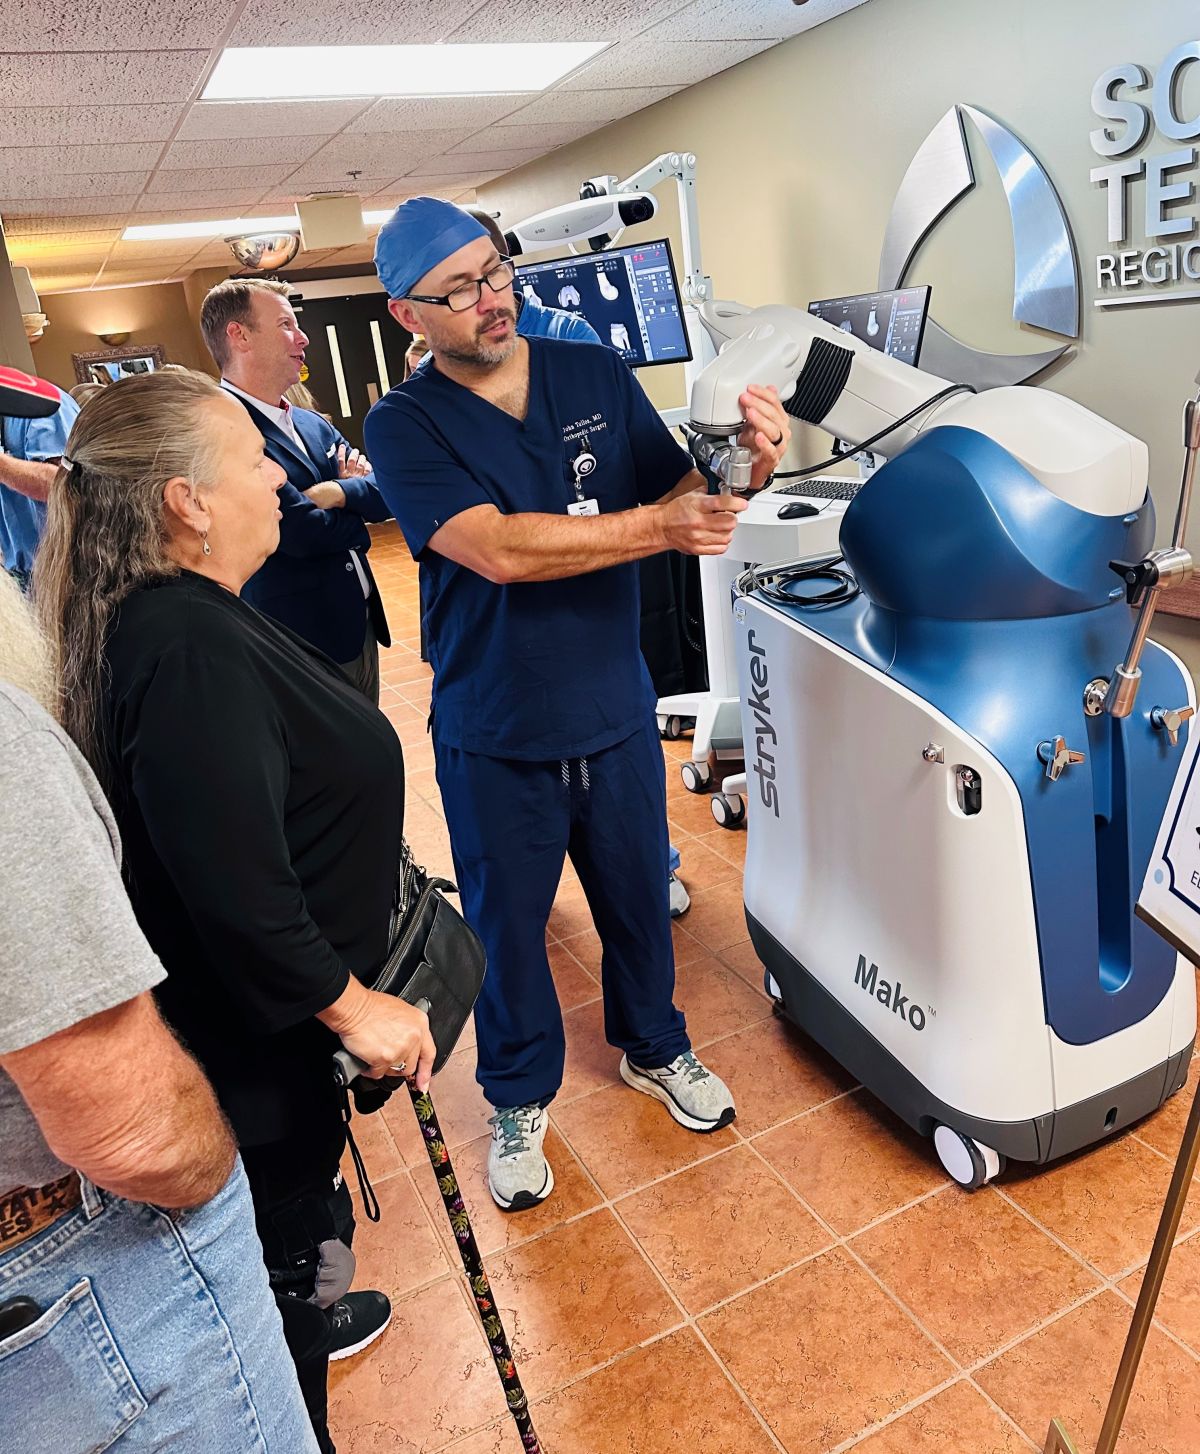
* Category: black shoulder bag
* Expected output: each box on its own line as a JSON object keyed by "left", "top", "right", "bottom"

{"left": 333, "top": 841, "right": 486, "bottom": 1217}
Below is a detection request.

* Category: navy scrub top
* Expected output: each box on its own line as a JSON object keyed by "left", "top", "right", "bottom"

{"left": 364, "top": 336, "right": 693, "bottom": 762}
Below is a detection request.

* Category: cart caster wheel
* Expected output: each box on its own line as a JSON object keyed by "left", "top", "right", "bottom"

{"left": 658, "top": 713, "right": 684, "bottom": 741}
{"left": 711, "top": 792, "right": 746, "bottom": 829}
{"left": 764, "top": 971, "right": 785, "bottom": 1015}
{"left": 933, "top": 1125, "right": 1003, "bottom": 1190}
{"left": 680, "top": 760, "right": 712, "bottom": 793}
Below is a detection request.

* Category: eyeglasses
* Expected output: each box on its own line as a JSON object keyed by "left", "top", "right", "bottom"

{"left": 406, "top": 258, "right": 516, "bottom": 313}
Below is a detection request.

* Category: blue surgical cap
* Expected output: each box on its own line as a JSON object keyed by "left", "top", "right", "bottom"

{"left": 374, "top": 197, "right": 489, "bottom": 300}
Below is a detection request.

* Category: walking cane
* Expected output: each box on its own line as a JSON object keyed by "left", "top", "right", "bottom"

{"left": 407, "top": 1081, "right": 543, "bottom": 1453}
{"left": 335, "top": 1052, "right": 544, "bottom": 1452}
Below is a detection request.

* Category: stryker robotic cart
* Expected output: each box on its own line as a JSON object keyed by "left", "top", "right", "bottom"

{"left": 688, "top": 301, "right": 1197, "bottom": 1187}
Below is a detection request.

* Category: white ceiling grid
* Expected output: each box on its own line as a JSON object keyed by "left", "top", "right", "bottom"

{"left": 0, "top": 0, "right": 869, "bottom": 294}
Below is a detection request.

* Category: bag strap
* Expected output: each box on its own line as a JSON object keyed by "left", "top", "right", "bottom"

{"left": 338, "top": 1086, "right": 380, "bottom": 1224}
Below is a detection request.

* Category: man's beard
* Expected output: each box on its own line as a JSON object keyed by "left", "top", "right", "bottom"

{"left": 437, "top": 309, "right": 517, "bottom": 368}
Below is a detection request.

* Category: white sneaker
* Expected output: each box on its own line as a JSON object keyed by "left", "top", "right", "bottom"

{"left": 487, "top": 1104, "right": 554, "bottom": 1212}
{"left": 620, "top": 1051, "right": 736, "bottom": 1133}
{"left": 668, "top": 871, "right": 691, "bottom": 918}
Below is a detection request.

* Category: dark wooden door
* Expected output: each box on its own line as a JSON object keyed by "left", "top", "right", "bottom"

{"left": 292, "top": 289, "right": 410, "bottom": 451}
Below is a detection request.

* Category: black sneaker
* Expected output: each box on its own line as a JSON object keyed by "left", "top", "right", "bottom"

{"left": 328, "top": 1290, "right": 392, "bottom": 1361}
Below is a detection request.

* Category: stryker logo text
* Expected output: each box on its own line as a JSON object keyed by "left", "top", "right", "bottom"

{"left": 854, "top": 955, "right": 927, "bottom": 1031}
{"left": 746, "top": 628, "right": 779, "bottom": 817}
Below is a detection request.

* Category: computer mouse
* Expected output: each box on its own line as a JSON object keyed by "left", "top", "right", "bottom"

{"left": 777, "top": 500, "right": 821, "bottom": 519}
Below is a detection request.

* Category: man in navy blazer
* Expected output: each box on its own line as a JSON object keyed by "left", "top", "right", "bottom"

{"left": 200, "top": 278, "right": 391, "bottom": 703}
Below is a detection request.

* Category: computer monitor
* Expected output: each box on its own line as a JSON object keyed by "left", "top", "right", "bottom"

{"left": 515, "top": 237, "right": 692, "bottom": 369}
{"left": 806, "top": 285, "right": 931, "bottom": 367}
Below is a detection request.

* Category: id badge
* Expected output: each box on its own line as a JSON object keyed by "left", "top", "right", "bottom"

{"left": 567, "top": 498, "right": 599, "bottom": 516}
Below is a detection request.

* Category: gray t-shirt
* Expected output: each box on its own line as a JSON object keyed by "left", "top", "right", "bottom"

{"left": 0, "top": 681, "right": 165, "bottom": 1192}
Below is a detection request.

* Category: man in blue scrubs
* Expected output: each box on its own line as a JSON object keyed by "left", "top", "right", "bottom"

{"left": 0, "top": 386, "right": 79, "bottom": 589}
{"left": 365, "top": 199, "right": 790, "bottom": 1211}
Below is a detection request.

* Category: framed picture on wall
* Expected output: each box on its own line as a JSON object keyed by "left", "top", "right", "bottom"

{"left": 72, "top": 343, "right": 167, "bottom": 385}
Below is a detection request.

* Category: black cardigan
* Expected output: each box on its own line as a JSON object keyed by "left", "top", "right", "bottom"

{"left": 103, "top": 571, "right": 405, "bottom": 1146}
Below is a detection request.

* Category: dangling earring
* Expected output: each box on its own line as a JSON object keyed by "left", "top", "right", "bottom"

{"left": 201, "top": 530, "right": 212, "bottom": 557}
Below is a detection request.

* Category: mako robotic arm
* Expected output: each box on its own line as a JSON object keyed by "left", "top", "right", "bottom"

{"left": 693, "top": 299, "right": 1197, "bottom": 722}
{"left": 691, "top": 299, "right": 1149, "bottom": 517}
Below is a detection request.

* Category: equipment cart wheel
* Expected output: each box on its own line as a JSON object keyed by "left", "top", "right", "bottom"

{"left": 711, "top": 792, "right": 746, "bottom": 829}
{"left": 763, "top": 971, "right": 785, "bottom": 1015}
{"left": 680, "top": 760, "right": 712, "bottom": 793}
{"left": 658, "top": 713, "right": 684, "bottom": 741}
{"left": 933, "top": 1125, "right": 1005, "bottom": 1190}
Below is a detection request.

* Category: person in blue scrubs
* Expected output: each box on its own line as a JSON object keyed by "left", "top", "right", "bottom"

{"left": 466, "top": 208, "right": 692, "bottom": 918}
{"left": 0, "top": 386, "right": 79, "bottom": 589}
{"left": 364, "top": 199, "right": 790, "bottom": 1212}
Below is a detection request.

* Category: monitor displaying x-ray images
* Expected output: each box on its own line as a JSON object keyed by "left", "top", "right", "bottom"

{"left": 515, "top": 238, "right": 693, "bottom": 368}
{"left": 806, "top": 285, "right": 932, "bottom": 367}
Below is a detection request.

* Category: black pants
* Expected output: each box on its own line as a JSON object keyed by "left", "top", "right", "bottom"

{"left": 242, "top": 1127, "right": 354, "bottom": 1454}
{"left": 337, "top": 619, "right": 380, "bottom": 706}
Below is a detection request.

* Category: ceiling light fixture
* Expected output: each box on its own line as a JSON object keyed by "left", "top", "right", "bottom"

{"left": 201, "top": 42, "right": 607, "bottom": 101}
{"left": 124, "top": 208, "right": 397, "bottom": 243}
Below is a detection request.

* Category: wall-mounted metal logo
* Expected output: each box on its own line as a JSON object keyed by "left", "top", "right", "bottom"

{"left": 879, "top": 105, "right": 1080, "bottom": 389}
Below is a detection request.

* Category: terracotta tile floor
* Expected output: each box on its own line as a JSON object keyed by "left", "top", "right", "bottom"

{"left": 332, "top": 525, "right": 1200, "bottom": 1453}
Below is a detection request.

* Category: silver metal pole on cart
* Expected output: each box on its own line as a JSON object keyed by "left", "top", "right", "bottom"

{"left": 1045, "top": 376, "right": 1200, "bottom": 1454}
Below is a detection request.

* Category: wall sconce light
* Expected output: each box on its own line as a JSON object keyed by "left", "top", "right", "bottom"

{"left": 97, "top": 330, "right": 131, "bottom": 346}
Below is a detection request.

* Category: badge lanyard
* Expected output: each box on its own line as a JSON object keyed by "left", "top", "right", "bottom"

{"left": 567, "top": 435, "right": 599, "bottom": 517}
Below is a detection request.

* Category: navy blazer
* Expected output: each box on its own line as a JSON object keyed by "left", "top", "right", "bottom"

{"left": 229, "top": 390, "right": 393, "bottom": 662}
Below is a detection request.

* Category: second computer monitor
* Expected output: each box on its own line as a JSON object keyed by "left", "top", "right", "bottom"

{"left": 515, "top": 237, "right": 692, "bottom": 368}
{"left": 806, "top": 285, "right": 931, "bottom": 367}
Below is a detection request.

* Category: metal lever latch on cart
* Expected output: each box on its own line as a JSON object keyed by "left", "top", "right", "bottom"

{"left": 1101, "top": 387, "right": 1200, "bottom": 718}
{"left": 1037, "top": 736, "right": 1086, "bottom": 782}
{"left": 1151, "top": 704, "right": 1195, "bottom": 746}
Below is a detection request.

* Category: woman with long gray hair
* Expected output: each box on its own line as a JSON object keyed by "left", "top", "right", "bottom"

{"left": 36, "top": 370, "right": 432, "bottom": 1454}
{"left": 0, "top": 544, "right": 317, "bottom": 1448}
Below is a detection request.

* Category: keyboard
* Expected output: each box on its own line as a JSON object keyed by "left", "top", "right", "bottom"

{"left": 776, "top": 478, "right": 863, "bottom": 502}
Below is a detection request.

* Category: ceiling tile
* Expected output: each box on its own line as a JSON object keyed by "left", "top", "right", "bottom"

{"left": 227, "top": 0, "right": 482, "bottom": 46}
{"left": 109, "top": 240, "right": 208, "bottom": 261}
{"left": 0, "top": 143, "right": 162, "bottom": 177}
{"left": 445, "top": 1, "right": 680, "bottom": 42}
{"left": 5, "top": 227, "right": 122, "bottom": 248}
{"left": 179, "top": 99, "right": 371, "bottom": 140}
{"left": 161, "top": 136, "right": 329, "bottom": 170}
{"left": 346, "top": 95, "right": 530, "bottom": 133}
{"left": 374, "top": 172, "right": 501, "bottom": 196}
{"left": 449, "top": 121, "right": 592, "bottom": 153}
{"left": 296, "top": 130, "right": 474, "bottom": 177}
{"left": 96, "top": 266, "right": 188, "bottom": 286}
{"left": 31, "top": 271, "right": 101, "bottom": 294}
{"left": 0, "top": 52, "right": 210, "bottom": 107}
{"left": 2, "top": 212, "right": 132, "bottom": 236}
{"left": 260, "top": 177, "right": 393, "bottom": 202}
{"left": 0, "top": 193, "right": 143, "bottom": 216}
{"left": 4, "top": 0, "right": 237, "bottom": 51}
{"left": 653, "top": 0, "right": 868, "bottom": 42}
{"left": 0, "top": 104, "right": 184, "bottom": 147}
{"left": 503, "top": 85, "right": 680, "bottom": 127}
{"left": 132, "top": 190, "right": 273, "bottom": 212}
{"left": 559, "top": 36, "right": 774, "bottom": 89}
{"left": 145, "top": 164, "right": 289, "bottom": 194}
{"left": 0, "top": 170, "right": 151, "bottom": 201}
{"left": 410, "top": 147, "right": 549, "bottom": 175}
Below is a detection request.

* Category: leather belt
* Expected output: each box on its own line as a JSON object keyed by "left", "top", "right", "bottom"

{"left": 0, "top": 1175, "right": 82, "bottom": 1252}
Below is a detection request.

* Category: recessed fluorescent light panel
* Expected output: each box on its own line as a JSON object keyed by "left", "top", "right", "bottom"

{"left": 202, "top": 43, "right": 607, "bottom": 101}
{"left": 123, "top": 208, "right": 396, "bottom": 242}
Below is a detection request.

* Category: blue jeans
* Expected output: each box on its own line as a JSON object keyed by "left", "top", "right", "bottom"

{"left": 0, "top": 1158, "right": 319, "bottom": 1453}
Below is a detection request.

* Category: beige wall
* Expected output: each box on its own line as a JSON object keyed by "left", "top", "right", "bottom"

{"left": 33, "top": 279, "right": 216, "bottom": 389}
{"left": 478, "top": 0, "right": 1200, "bottom": 672}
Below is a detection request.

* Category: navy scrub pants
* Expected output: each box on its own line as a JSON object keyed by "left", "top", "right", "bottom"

{"left": 434, "top": 716, "right": 690, "bottom": 1109}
